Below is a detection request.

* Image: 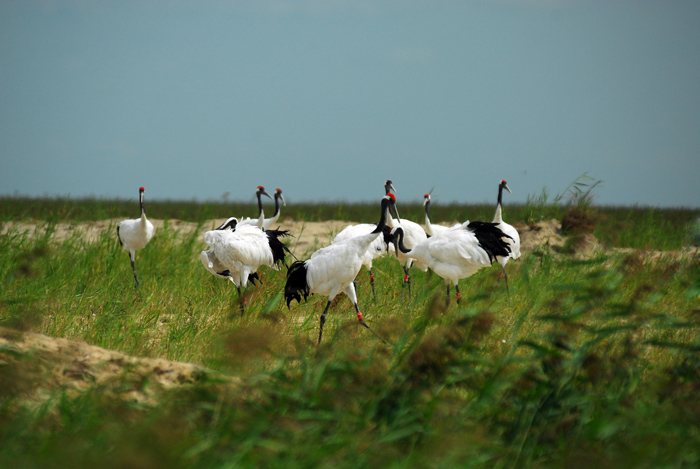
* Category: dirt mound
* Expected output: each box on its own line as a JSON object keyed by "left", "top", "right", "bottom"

{"left": 0, "top": 327, "right": 236, "bottom": 407}
{"left": 518, "top": 219, "right": 566, "bottom": 254}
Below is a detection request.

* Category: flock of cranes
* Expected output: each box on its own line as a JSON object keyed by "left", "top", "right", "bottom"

{"left": 116, "top": 180, "right": 521, "bottom": 344}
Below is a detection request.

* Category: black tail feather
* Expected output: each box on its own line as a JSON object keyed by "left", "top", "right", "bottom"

{"left": 284, "top": 260, "right": 309, "bottom": 308}
{"left": 467, "top": 221, "right": 513, "bottom": 263}
{"left": 266, "top": 229, "right": 293, "bottom": 268}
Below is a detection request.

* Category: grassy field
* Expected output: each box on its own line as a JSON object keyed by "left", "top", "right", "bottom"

{"left": 1, "top": 193, "right": 699, "bottom": 468}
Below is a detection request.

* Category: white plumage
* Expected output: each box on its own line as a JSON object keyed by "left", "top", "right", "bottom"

{"left": 201, "top": 218, "right": 289, "bottom": 313}
{"left": 117, "top": 186, "right": 155, "bottom": 288}
{"left": 285, "top": 193, "right": 396, "bottom": 344}
{"left": 492, "top": 180, "right": 521, "bottom": 292}
{"left": 262, "top": 188, "right": 286, "bottom": 230}
{"left": 199, "top": 218, "right": 245, "bottom": 288}
{"left": 392, "top": 220, "right": 512, "bottom": 306}
{"left": 204, "top": 226, "right": 276, "bottom": 280}
{"left": 423, "top": 193, "right": 449, "bottom": 237}
{"left": 331, "top": 222, "right": 392, "bottom": 298}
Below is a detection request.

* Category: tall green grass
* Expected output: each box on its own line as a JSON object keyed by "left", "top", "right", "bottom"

{"left": 1, "top": 195, "right": 699, "bottom": 467}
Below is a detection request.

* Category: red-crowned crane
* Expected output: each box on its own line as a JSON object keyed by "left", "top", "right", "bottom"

{"left": 492, "top": 180, "right": 521, "bottom": 293}
{"left": 391, "top": 220, "right": 512, "bottom": 306}
{"left": 262, "top": 188, "right": 286, "bottom": 230}
{"left": 331, "top": 223, "right": 393, "bottom": 299}
{"left": 238, "top": 186, "right": 273, "bottom": 229}
{"left": 326, "top": 179, "right": 396, "bottom": 298}
{"left": 117, "top": 187, "right": 155, "bottom": 288}
{"left": 423, "top": 194, "right": 449, "bottom": 237}
{"left": 199, "top": 217, "right": 260, "bottom": 313}
{"left": 385, "top": 184, "right": 428, "bottom": 297}
{"left": 202, "top": 217, "right": 290, "bottom": 314}
{"left": 284, "top": 193, "right": 397, "bottom": 345}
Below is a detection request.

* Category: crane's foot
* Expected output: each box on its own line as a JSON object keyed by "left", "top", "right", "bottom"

{"left": 357, "top": 317, "right": 389, "bottom": 345}
{"left": 402, "top": 272, "right": 412, "bottom": 299}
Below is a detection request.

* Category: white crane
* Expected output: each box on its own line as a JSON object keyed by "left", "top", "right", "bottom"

{"left": 262, "top": 188, "right": 286, "bottom": 230}
{"left": 391, "top": 220, "right": 512, "bottom": 306}
{"left": 423, "top": 194, "right": 449, "bottom": 237}
{"left": 199, "top": 217, "right": 261, "bottom": 314}
{"left": 238, "top": 185, "right": 273, "bottom": 229}
{"left": 202, "top": 218, "right": 291, "bottom": 314}
{"left": 331, "top": 222, "right": 393, "bottom": 299}
{"left": 384, "top": 183, "right": 428, "bottom": 297}
{"left": 117, "top": 186, "right": 155, "bottom": 288}
{"left": 284, "top": 193, "right": 397, "bottom": 345}
{"left": 492, "top": 180, "right": 521, "bottom": 293}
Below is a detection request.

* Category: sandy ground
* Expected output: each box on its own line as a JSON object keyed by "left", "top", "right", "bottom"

{"left": 2, "top": 217, "right": 355, "bottom": 257}
{"left": 2, "top": 217, "right": 697, "bottom": 408}
{"left": 1, "top": 216, "right": 578, "bottom": 257}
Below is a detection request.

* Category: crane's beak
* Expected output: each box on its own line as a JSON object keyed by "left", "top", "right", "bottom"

{"left": 262, "top": 190, "right": 273, "bottom": 200}
{"left": 391, "top": 203, "right": 401, "bottom": 223}
{"left": 504, "top": 183, "right": 512, "bottom": 194}
{"left": 279, "top": 194, "right": 286, "bottom": 206}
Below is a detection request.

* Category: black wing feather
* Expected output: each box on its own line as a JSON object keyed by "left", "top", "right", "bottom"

{"left": 284, "top": 260, "right": 309, "bottom": 308}
{"left": 467, "top": 221, "right": 513, "bottom": 264}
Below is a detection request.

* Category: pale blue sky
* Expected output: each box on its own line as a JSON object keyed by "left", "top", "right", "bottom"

{"left": 2, "top": 1, "right": 699, "bottom": 207}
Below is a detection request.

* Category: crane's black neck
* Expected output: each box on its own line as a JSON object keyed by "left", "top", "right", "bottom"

{"left": 372, "top": 196, "right": 393, "bottom": 234}
{"left": 273, "top": 193, "right": 282, "bottom": 217}
{"left": 393, "top": 227, "right": 411, "bottom": 254}
{"left": 257, "top": 191, "right": 265, "bottom": 216}
{"left": 497, "top": 183, "right": 504, "bottom": 207}
{"left": 217, "top": 217, "right": 238, "bottom": 230}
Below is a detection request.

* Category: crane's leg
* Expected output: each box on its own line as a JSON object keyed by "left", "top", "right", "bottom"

{"left": 369, "top": 270, "right": 376, "bottom": 299}
{"left": 345, "top": 284, "right": 388, "bottom": 345}
{"left": 353, "top": 303, "right": 388, "bottom": 345}
{"left": 129, "top": 251, "right": 139, "bottom": 288}
{"left": 446, "top": 283, "right": 450, "bottom": 307}
{"left": 236, "top": 286, "right": 245, "bottom": 316}
{"left": 402, "top": 266, "right": 412, "bottom": 298}
{"left": 500, "top": 266, "right": 510, "bottom": 296}
{"left": 318, "top": 300, "right": 332, "bottom": 345}
{"left": 455, "top": 283, "right": 461, "bottom": 304}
